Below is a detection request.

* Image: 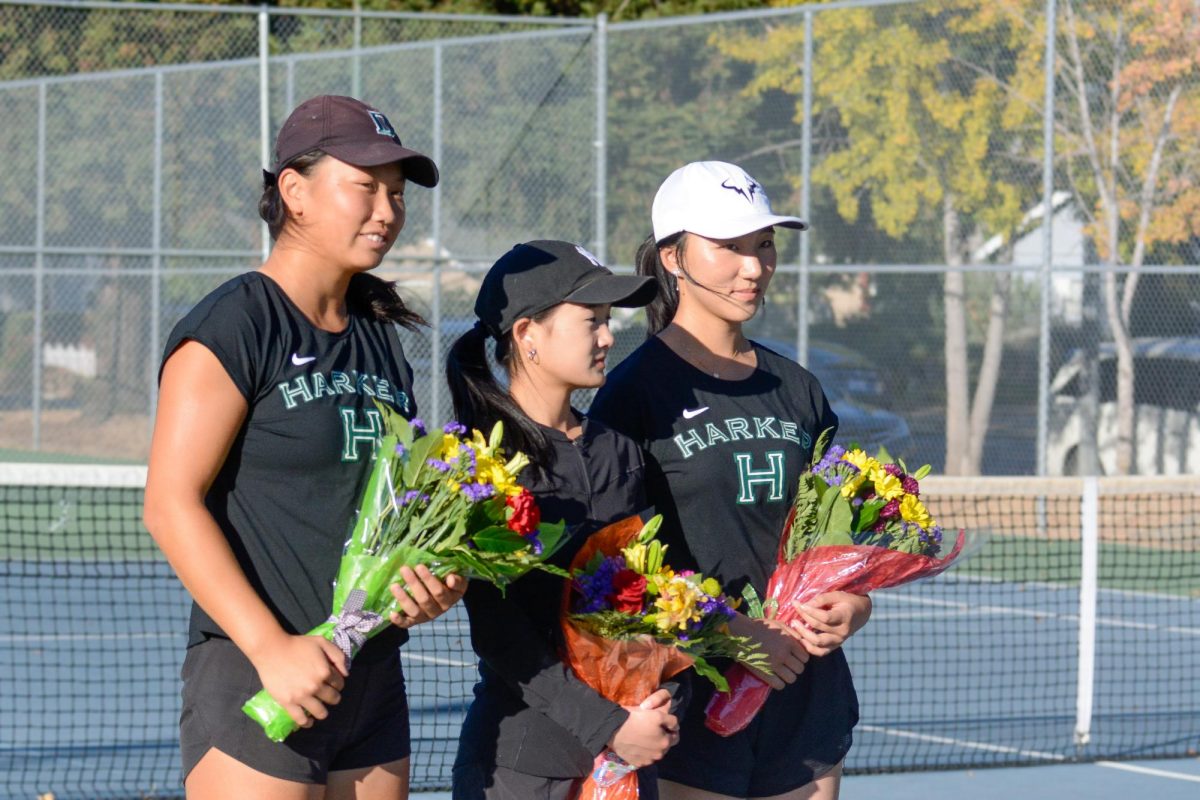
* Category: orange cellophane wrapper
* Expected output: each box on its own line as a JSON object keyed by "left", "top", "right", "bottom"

{"left": 705, "top": 507, "right": 965, "bottom": 737}
{"left": 560, "top": 514, "right": 695, "bottom": 800}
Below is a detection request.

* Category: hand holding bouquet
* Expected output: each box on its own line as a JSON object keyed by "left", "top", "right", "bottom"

{"left": 704, "top": 430, "right": 964, "bottom": 737}
{"left": 562, "top": 514, "right": 767, "bottom": 799}
{"left": 243, "top": 404, "right": 566, "bottom": 741}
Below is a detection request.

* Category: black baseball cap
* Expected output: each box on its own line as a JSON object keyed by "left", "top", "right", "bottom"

{"left": 475, "top": 240, "right": 658, "bottom": 337}
{"left": 270, "top": 95, "right": 439, "bottom": 187}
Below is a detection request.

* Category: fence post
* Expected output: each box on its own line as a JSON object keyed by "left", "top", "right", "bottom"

{"left": 33, "top": 81, "right": 46, "bottom": 451}
{"left": 594, "top": 13, "right": 608, "bottom": 264}
{"left": 149, "top": 72, "right": 164, "bottom": 436}
{"left": 352, "top": 0, "right": 362, "bottom": 98}
{"left": 1074, "top": 475, "right": 1098, "bottom": 748}
{"left": 796, "top": 9, "right": 814, "bottom": 366}
{"left": 1037, "top": 0, "right": 1058, "bottom": 478}
{"left": 259, "top": 5, "right": 271, "bottom": 264}
{"left": 430, "top": 41, "right": 444, "bottom": 424}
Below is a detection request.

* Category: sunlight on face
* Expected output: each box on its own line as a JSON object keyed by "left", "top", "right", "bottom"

{"left": 521, "top": 302, "right": 615, "bottom": 391}
{"left": 668, "top": 227, "right": 778, "bottom": 326}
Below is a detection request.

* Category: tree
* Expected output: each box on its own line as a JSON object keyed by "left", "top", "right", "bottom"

{"left": 718, "top": 0, "right": 1044, "bottom": 474}
{"left": 1051, "top": 0, "right": 1200, "bottom": 474}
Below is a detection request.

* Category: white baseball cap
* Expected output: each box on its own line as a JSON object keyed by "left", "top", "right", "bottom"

{"left": 651, "top": 161, "right": 808, "bottom": 243}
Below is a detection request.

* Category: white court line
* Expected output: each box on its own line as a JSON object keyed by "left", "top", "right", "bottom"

{"left": 873, "top": 594, "right": 1200, "bottom": 636}
{"left": 0, "top": 632, "right": 181, "bottom": 643}
{"left": 858, "top": 724, "right": 1065, "bottom": 762}
{"left": 1096, "top": 761, "right": 1200, "bottom": 783}
{"left": 929, "top": 572, "right": 1200, "bottom": 604}
{"left": 402, "top": 653, "right": 476, "bottom": 668}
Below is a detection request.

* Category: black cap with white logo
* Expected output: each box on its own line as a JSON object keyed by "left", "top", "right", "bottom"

{"left": 475, "top": 240, "right": 658, "bottom": 337}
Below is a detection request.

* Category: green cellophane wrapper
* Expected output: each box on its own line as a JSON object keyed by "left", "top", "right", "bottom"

{"left": 241, "top": 418, "right": 566, "bottom": 743}
{"left": 241, "top": 544, "right": 445, "bottom": 742}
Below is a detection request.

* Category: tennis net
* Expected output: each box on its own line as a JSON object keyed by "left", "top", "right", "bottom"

{"left": 1, "top": 467, "right": 1197, "bottom": 798}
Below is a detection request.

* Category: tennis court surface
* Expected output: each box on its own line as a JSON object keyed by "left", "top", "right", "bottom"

{"left": 2, "top": 466, "right": 1196, "bottom": 798}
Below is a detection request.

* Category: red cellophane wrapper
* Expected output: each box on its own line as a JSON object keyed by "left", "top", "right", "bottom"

{"left": 704, "top": 507, "right": 964, "bottom": 737}
{"left": 561, "top": 514, "right": 695, "bottom": 800}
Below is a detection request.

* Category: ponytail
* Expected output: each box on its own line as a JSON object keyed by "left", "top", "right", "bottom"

{"left": 636, "top": 232, "right": 686, "bottom": 337}
{"left": 258, "top": 149, "right": 426, "bottom": 330}
{"left": 446, "top": 321, "right": 554, "bottom": 469}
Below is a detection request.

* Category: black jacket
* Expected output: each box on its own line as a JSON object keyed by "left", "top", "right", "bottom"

{"left": 455, "top": 415, "right": 686, "bottom": 778}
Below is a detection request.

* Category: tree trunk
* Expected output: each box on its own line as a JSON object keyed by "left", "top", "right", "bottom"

{"left": 943, "top": 195, "right": 971, "bottom": 475}
{"left": 967, "top": 269, "right": 1011, "bottom": 474}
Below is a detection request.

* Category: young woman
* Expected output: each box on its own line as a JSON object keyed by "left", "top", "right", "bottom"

{"left": 589, "top": 161, "right": 873, "bottom": 800}
{"left": 446, "top": 240, "right": 682, "bottom": 800}
{"left": 143, "top": 95, "right": 466, "bottom": 800}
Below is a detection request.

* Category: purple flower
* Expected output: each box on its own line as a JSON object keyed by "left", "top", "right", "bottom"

{"left": 426, "top": 458, "right": 451, "bottom": 473}
{"left": 573, "top": 555, "right": 626, "bottom": 613}
{"left": 918, "top": 525, "right": 944, "bottom": 553}
{"left": 902, "top": 476, "right": 920, "bottom": 496}
{"left": 398, "top": 490, "right": 429, "bottom": 508}
{"left": 879, "top": 499, "right": 901, "bottom": 519}
{"left": 394, "top": 442, "right": 406, "bottom": 457}
{"left": 410, "top": 418, "right": 427, "bottom": 436}
{"left": 883, "top": 463, "right": 903, "bottom": 478}
{"left": 460, "top": 482, "right": 495, "bottom": 502}
{"left": 444, "top": 421, "right": 468, "bottom": 435}
{"left": 457, "top": 444, "right": 477, "bottom": 478}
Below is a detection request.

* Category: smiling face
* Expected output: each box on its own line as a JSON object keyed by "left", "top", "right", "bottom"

{"left": 515, "top": 302, "right": 615, "bottom": 391}
{"left": 663, "top": 226, "right": 777, "bottom": 327}
{"left": 278, "top": 156, "right": 407, "bottom": 271}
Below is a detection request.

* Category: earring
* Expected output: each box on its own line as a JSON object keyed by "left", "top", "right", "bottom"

{"left": 526, "top": 347, "right": 539, "bottom": 364}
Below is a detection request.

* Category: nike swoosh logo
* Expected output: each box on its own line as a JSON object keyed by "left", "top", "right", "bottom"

{"left": 291, "top": 353, "right": 317, "bottom": 366}
{"left": 682, "top": 406, "right": 709, "bottom": 420}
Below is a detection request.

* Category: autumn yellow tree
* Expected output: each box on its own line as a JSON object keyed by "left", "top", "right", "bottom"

{"left": 1051, "top": 0, "right": 1200, "bottom": 474}
{"left": 719, "top": 0, "right": 1045, "bottom": 474}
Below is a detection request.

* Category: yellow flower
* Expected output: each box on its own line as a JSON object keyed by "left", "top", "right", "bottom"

{"left": 475, "top": 453, "right": 521, "bottom": 496}
{"left": 652, "top": 576, "right": 703, "bottom": 632}
{"left": 841, "top": 448, "right": 879, "bottom": 475}
{"left": 900, "top": 494, "right": 933, "bottom": 528}
{"left": 840, "top": 472, "right": 868, "bottom": 499}
{"left": 873, "top": 471, "right": 904, "bottom": 501}
{"left": 440, "top": 433, "right": 462, "bottom": 461}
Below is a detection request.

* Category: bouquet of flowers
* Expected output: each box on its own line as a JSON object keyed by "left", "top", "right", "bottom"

{"left": 562, "top": 514, "right": 768, "bottom": 799}
{"left": 704, "top": 429, "right": 965, "bottom": 737}
{"left": 243, "top": 403, "right": 566, "bottom": 742}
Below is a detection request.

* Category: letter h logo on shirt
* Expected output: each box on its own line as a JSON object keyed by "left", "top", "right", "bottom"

{"left": 733, "top": 451, "right": 786, "bottom": 504}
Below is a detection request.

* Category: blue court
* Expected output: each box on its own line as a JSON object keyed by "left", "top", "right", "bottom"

{"left": 2, "top": 557, "right": 1196, "bottom": 799}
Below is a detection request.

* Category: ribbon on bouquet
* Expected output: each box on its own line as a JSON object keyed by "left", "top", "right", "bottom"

{"left": 329, "top": 588, "right": 384, "bottom": 668}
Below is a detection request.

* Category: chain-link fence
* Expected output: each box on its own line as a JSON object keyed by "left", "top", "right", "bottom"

{"left": 3, "top": 0, "right": 1199, "bottom": 476}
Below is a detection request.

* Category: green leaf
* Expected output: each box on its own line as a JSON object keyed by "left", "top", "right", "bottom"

{"left": 828, "top": 495, "right": 854, "bottom": 536}
{"left": 690, "top": 655, "right": 729, "bottom": 694}
{"left": 811, "top": 426, "right": 836, "bottom": 465}
{"left": 815, "top": 530, "right": 855, "bottom": 547}
{"left": 402, "top": 434, "right": 442, "bottom": 485}
{"left": 741, "top": 583, "right": 765, "bottom": 619}
{"left": 913, "top": 464, "right": 932, "bottom": 481}
{"left": 471, "top": 526, "right": 530, "bottom": 553}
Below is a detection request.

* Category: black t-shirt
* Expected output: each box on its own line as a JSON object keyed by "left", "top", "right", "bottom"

{"left": 161, "top": 272, "right": 417, "bottom": 658}
{"left": 590, "top": 337, "right": 838, "bottom": 598}
{"left": 457, "top": 415, "right": 649, "bottom": 777}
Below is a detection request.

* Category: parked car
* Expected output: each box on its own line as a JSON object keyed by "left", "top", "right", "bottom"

{"left": 1047, "top": 336, "right": 1200, "bottom": 475}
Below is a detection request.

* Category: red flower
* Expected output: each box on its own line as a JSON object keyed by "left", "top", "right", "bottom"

{"left": 505, "top": 488, "right": 541, "bottom": 536}
{"left": 608, "top": 569, "right": 648, "bottom": 614}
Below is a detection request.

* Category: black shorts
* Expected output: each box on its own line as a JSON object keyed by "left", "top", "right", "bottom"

{"left": 657, "top": 652, "right": 857, "bottom": 797}
{"left": 179, "top": 635, "right": 411, "bottom": 784}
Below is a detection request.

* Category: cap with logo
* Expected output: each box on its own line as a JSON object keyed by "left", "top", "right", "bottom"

{"left": 475, "top": 240, "right": 658, "bottom": 337}
{"left": 651, "top": 160, "right": 807, "bottom": 244}
{"left": 269, "top": 95, "right": 439, "bottom": 188}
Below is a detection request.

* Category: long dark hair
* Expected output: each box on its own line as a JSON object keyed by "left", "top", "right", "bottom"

{"left": 445, "top": 315, "right": 556, "bottom": 469}
{"left": 635, "top": 232, "right": 687, "bottom": 337}
{"left": 258, "top": 149, "right": 426, "bottom": 331}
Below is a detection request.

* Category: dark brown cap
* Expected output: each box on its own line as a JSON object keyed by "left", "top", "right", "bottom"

{"left": 271, "top": 95, "right": 438, "bottom": 187}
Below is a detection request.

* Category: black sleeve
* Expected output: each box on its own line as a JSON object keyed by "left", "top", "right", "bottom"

{"left": 463, "top": 580, "right": 629, "bottom": 755}
{"left": 159, "top": 280, "right": 272, "bottom": 403}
